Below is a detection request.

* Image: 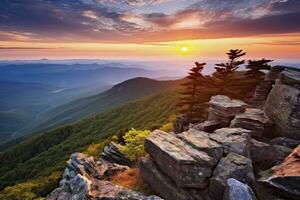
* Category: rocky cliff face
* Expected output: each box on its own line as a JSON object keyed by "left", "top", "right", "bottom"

{"left": 265, "top": 69, "right": 300, "bottom": 139}
{"left": 140, "top": 66, "right": 300, "bottom": 200}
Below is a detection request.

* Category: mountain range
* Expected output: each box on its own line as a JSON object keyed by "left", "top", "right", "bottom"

{"left": 0, "top": 63, "right": 180, "bottom": 142}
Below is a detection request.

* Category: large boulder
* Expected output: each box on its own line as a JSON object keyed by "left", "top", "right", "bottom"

{"left": 101, "top": 142, "right": 132, "bottom": 166}
{"left": 230, "top": 108, "right": 273, "bottom": 138}
{"left": 265, "top": 69, "right": 300, "bottom": 139}
{"left": 210, "top": 128, "right": 251, "bottom": 157}
{"left": 178, "top": 129, "right": 224, "bottom": 161}
{"left": 208, "top": 95, "right": 247, "bottom": 126}
{"left": 223, "top": 178, "right": 257, "bottom": 200}
{"left": 259, "top": 145, "right": 300, "bottom": 199}
{"left": 144, "top": 130, "right": 217, "bottom": 188}
{"left": 140, "top": 156, "right": 205, "bottom": 200}
{"left": 209, "top": 152, "right": 255, "bottom": 200}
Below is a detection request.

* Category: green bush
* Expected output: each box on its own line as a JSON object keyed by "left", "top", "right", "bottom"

{"left": 120, "top": 129, "right": 151, "bottom": 162}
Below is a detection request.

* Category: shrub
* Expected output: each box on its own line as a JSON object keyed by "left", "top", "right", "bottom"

{"left": 120, "top": 129, "right": 151, "bottom": 162}
{"left": 111, "top": 168, "right": 152, "bottom": 195}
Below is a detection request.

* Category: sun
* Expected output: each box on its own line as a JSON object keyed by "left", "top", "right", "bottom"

{"left": 181, "top": 46, "right": 188, "bottom": 52}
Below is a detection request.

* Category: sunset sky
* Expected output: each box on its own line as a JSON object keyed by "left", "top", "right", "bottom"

{"left": 0, "top": 0, "right": 300, "bottom": 61}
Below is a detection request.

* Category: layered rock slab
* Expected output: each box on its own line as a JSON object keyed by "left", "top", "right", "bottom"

{"left": 144, "top": 130, "right": 217, "bottom": 188}
{"left": 230, "top": 108, "right": 273, "bottom": 138}
{"left": 208, "top": 95, "right": 247, "bottom": 126}
{"left": 178, "top": 129, "right": 223, "bottom": 160}
{"left": 210, "top": 128, "right": 251, "bottom": 157}
{"left": 140, "top": 156, "right": 205, "bottom": 200}
{"left": 101, "top": 142, "right": 132, "bottom": 166}
{"left": 209, "top": 152, "right": 255, "bottom": 200}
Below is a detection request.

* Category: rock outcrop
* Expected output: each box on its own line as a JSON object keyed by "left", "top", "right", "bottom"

{"left": 230, "top": 108, "right": 273, "bottom": 138}
{"left": 259, "top": 145, "right": 300, "bottom": 199}
{"left": 140, "top": 127, "right": 255, "bottom": 200}
{"left": 265, "top": 69, "right": 300, "bottom": 139}
{"left": 101, "top": 142, "right": 132, "bottom": 166}
{"left": 250, "top": 66, "right": 285, "bottom": 108}
{"left": 208, "top": 95, "right": 247, "bottom": 126}
{"left": 223, "top": 178, "right": 257, "bottom": 200}
{"left": 47, "top": 153, "right": 160, "bottom": 200}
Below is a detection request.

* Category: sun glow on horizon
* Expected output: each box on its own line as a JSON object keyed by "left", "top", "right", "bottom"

{"left": 181, "top": 47, "right": 188, "bottom": 52}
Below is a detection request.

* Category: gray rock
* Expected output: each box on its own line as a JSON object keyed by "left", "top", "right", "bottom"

{"left": 140, "top": 156, "right": 205, "bottom": 200}
{"left": 230, "top": 108, "right": 273, "bottom": 138}
{"left": 67, "top": 153, "right": 100, "bottom": 179}
{"left": 210, "top": 128, "right": 251, "bottom": 157}
{"left": 209, "top": 152, "right": 255, "bottom": 200}
{"left": 190, "top": 120, "right": 222, "bottom": 133}
{"left": 223, "top": 178, "right": 257, "bottom": 200}
{"left": 208, "top": 95, "right": 247, "bottom": 126}
{"left": 270, "top": 137, "right": 300, "bottom": 149}
{"left": 178, "top": 129, "right": 223, "bottom": 161}
{"left": 145, "top": 130, "right": 216, "bottom": 188}
{"left": 101, "top": 142, "right": 132, "bottom": 166}
{"left": 265, "top": 70, "right": 300, "bottom": 139}
{"left": 47, "top": 153, "right": 154, "bottom": 200}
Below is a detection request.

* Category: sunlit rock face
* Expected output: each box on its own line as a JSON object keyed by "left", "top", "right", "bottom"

{"left": 259, "top": 145, "right": 300, "bottom": 199}
{"left": 265, "top": 69, "right": 300, "bottom": 139}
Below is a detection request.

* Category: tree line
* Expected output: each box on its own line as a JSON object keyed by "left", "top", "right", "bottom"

{"left": 177, "top": 49, "right": 273, "bottom": 120}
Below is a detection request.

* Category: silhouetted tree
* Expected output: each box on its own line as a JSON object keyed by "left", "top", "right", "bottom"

{"left": 177, "top": 62, "right": 216, "bottom": 120}
{"left": 246, "top": 58, "right": 272, "bottom": 78}
{"left": 214, "top": 49, "right": 246, "bottom": 79}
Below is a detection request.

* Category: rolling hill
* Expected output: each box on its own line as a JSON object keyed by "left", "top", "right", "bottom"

{"left": 28, "top": 77, "right": 183, "bottom": 134}
{"left": 0, "top": 63, "right": 179, "bottom": 141}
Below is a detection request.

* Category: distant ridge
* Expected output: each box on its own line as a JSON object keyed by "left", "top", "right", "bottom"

{"left": 29, "top": 77, "right": 182, "bottom": 134}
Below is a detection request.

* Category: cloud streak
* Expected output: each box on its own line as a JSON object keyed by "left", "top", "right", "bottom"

{"left": 0, "top": 0, "right": 299, "bottom": 43}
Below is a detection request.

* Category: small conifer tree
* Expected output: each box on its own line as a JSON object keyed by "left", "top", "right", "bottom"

{"left": 177, "top": 62, "right": 213, "bottom": 120}
{"left": 214, "top": 49, "right": 246, "bottom": 79}
{"left": 246, "top": 58, "right": 272, "bottom": 78}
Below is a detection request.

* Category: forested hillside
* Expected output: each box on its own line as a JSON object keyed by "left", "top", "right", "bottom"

{"left": 29, "top": 78, "right": 182, "bottom": 133}
{"left": 0, "top": 90, "right": 179, "bottom": 199}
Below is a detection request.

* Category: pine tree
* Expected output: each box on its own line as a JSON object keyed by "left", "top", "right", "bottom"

{"left": 214, "top": 49, "right": 246, "bottom": 79}
{"left": 246, "top": 58, "right": 272, "bottom": 78}
{"left": 177, "top": 62, "right": 212, "bottom": 120}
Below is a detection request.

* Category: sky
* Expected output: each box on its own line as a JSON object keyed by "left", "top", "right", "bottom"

{"left": 0, "top": 0, "right": 300, "bottom": 61}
